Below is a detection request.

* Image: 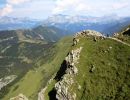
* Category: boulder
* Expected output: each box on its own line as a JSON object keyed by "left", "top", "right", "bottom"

{"left": 10, "top": 94, "right": 28, "bottom": 100}
{"left": 75, "top": 30, "right": 103, "bottom": 37}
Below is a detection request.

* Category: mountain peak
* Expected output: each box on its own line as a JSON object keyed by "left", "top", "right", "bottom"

{"left": 75, "top": 30, "right": 104, "bottom": 37}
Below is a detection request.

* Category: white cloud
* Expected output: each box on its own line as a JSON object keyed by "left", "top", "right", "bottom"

{"left": 10, "top": 0, "right": 55, "bottom": 19}
{"left": 0, "top": 4, "right": 13, "bottom": 16}
{"left": 52, "top": 0, "right": 81, "bottom": 14}
{"left": 0, "top": 0, "right": 130, "bottom": 18}
{"left": 7, "top": 0, "right": 30, "bottom": 5}
{"left": 76, "top": 3, "right": 91, "bottom": 11}
{"left": 52, "top": 0, "right": 103, "bottom": 14}
{"left": 112, "top": 2, "right": 128, "bottom": 10}
{"left": 0, "top": 0, "right": 30, "bottom": 16}
{"left": 52, "top": 0, "right": 130, "bottom": 16}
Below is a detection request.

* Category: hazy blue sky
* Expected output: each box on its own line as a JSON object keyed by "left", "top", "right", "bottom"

{"left": 0, "top": 0, "right": 130, "bottom": 19}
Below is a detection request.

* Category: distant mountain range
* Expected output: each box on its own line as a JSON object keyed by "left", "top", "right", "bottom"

{"left": 43, "top": 14, "right": 130, "bottom": 35}
{"left": 0, "top": 25, "right": 69, "bottom": 43}
{"left": 0, "top": 14, "right": 130, "bottom": 35}
{"left": 0, "top": 16, "right": 40, "bottom": 30}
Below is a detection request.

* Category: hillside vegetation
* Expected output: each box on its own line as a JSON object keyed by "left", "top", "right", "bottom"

{"left": 0, "top": 25, "right": 70, "bottom": 78}
{"left": 1, "top": 36, "right": 72, "bottom": 100}
{"left": 0, "top": 26, "right": 130, "bottom": 100}
{"left": 114, "top": 26, "right": 130, "bottom": 44}
{"left": 45, "top": 30, "right": 130, "bottom": 100}
{"left": 0, "top": 25, "right": 71, "bottom": 99}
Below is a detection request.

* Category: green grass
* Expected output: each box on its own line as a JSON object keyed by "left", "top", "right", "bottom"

{"left": 0, "top": 41, "right": 51, "bottom": 79}
{"left": 115, "top": 34, "right": 130, "bottom": 44}
{"left": 2, "top": 36, "right": 72, "bottom": 100}
{"left": 69, "top": 36, "right": 130, "bottom": 100}
{"left": 115, "top": 26, "right": 130, "bottom": 44}
{"left": 3, "top": 69, "right": 44, "bottom": 99}
{"left": 2, "top": 30, "right": 130, "bottom": 100}
{"left": 44, "top": 80, "right": 56, "bottom": 100}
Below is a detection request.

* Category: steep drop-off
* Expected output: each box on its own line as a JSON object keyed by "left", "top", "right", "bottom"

{"left": 1, "top": 36, "right": 72, "bottom": 100}
{"left": 1, "top": 27, "right": 130, "bottom": 100}
{"left": 45, "top": 30, "right": 130, "bottom": 100}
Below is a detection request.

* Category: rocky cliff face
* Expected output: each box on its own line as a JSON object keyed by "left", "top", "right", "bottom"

{"left": 55, "top": 47, "right": 82, "bottom": 100}
{"left": 10, "top": 94, "right": 28, "bottom": 100}
{"left": 54, "top": 30, "right": 105, "bottom": 100}
{"left": 0, "top": 75, "right": 17, "bottom": 91}
{"left": 75, "top": 30, "right": 104, "bottom": 37}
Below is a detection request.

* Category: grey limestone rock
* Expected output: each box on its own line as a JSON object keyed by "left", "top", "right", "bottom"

{"left": 55, "top": 47, "right": 83, "bottom": 100}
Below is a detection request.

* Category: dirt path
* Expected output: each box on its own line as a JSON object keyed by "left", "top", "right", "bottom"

{"left": 109, "top": 37, "right": 130, "bottom": 47}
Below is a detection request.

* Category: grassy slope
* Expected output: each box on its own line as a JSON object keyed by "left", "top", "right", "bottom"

{"left": 115, "top": 33, "right": 130, "bottom": 44}
{"left": 0, "top": 29, "right": 48, "bottom": 78}
{"left": 115, "top": 26, "right": 130, "bottom": 44}
{"left": 2, "top": 36, "right": 72, "bottom": 100}
{"left": 45, "top": 35, "right": 130, "bottom": 100}
{"left": 0, "top": 41, "right": 50, "bottom": 78}
{"left": 0, "top": 41, "right": 53, "bottom": 98}
{"left": 70, "top": 36, "right": 130, "bottom": 100}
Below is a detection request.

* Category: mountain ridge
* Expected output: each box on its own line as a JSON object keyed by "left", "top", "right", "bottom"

{"left": 0, "top": 20, "right": 130, "bottom": 100}
{"left": 43, "top": 28, "right": 130, "bottom": 100}
{"left": 43, "top": 14, "right": 130, "bottom": 35}
{"left": 0, "top": 16, "right": 40, "bottom": 30}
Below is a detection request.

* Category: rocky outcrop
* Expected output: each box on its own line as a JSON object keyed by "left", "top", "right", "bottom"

{"left": 73, "top": 30, "right": 105, "bottom": 46}
{"left": 65, "top": 47, "right": 82, "bottom": 74}
{"left": 0, "top": 37, "right": 15, "bottom": 43}
{"left": 38, "top": 87, "right": 47, "bottom": 100}
{"left": 38, "top": 76, "right": 54, "bottom": 100}
{"left": 10, "top": 93, "right": 28, "bottom": 100}
{"left": 122, "top": 27, "right": 130, "bottom": 36}
{"left": 55, "top": 47, "right": 82, "bottom": 100}
{"left": 73, "top": 38, "right": 79, "bottom": 46}
{"left": 75, "top": 30, "right": 104, "bottom": 37}
{"left": 0, "top": 75, "right": 17, "bottom": 90}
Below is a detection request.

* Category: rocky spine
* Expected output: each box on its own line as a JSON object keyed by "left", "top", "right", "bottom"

{"left": 55, "top": 39, "right": 82, "bottom": 100}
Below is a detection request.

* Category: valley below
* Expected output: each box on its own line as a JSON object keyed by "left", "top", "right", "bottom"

{"left": 0, "top": 16, "right": 130, "bottom": 100}
{"left": 0, "top": 0, "right": 130, "bottom": 98}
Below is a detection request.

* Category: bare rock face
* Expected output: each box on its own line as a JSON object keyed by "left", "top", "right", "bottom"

{"left": 0, "top": 75, "right": 17, "bottom": 91}
{"left": 75, "top": 30, "right": 104, "bottom": 37}
{"left": 10, "top": 94, "right": 28, "bottom": 100}
{"left": 122, "top": 27, "right": 130, "bottom": 36}
{"left": 38, "top": 76, "right": 54, "bottom": 100}
{"left": 55, "top": 47, "right": 83, "bottom": 100}
{"left": 73, "top": 30, "right": 106, "bottom": 46}
{"left": 73, "top": 38, "right": 79, "bottom": 46}
{"left": 55, "top": 74, "right": 74, "bottom": 100}
{"left": 65, "top": 47, "right": 82, "bottom": 74}
{"left": 38, "top": 87, "right": 47, "bottom": 100}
